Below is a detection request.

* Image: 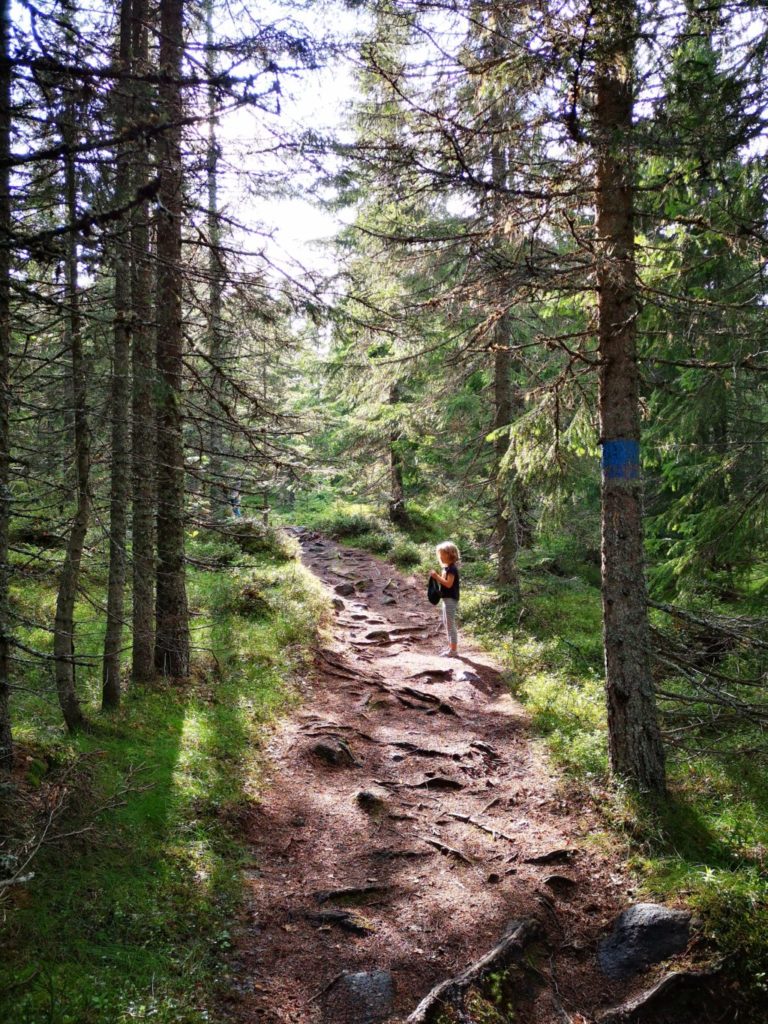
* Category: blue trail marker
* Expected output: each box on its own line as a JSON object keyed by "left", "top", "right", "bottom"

{"left": 601, "top": 438, "right": 640, "bottom": 481}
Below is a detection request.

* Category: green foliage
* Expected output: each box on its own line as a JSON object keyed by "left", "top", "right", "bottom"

{"left": 1, "top": 550, "right": 327, "bottom": 1024}
{"left": 218, "top": 519, "right": 298, "bottom": 562}
{"left": 625, "top": 754, "right": 768, "bottom": 1002}
{"left": 390, "top": 538, "right": 421, "bottom": 567}
{"left": 285, "top": 495, "right": 387, "bottom": 541}
{"left": 461, "top": 564, "right": 608, "bottom": 780}
{"left": 690, "top": 870, "right": 768, "bottom": 995}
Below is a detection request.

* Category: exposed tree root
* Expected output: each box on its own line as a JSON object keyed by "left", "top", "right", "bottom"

{"left": 596, "top": 968, "right": 722, "bottom": 1023}
{"left": 418, "top": 835, "right": 474, "bottom": 865}
{"left": 406, "top": 918, "right": 541, "bottom": 1023}
{"left": 304, "top": 908, "right": 376, "bottom": 934}
{"left": 445, "top": 811, "right": 516, "bottom": 843}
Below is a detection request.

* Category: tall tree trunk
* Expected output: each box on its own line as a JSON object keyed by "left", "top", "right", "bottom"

{"left": 488, "top": 56, "right": 521, "bottom": 593}
{"left": 102, "top": 0, "right": 133, "bottom": 709}
{"left": 53, "top": 120, "right": 89, "bottom": 732}
{"left": 594, "top": 0, "right": 665, "bottom": 794}
{"left": 130, "top": 0, "right": 156, "bottom": 683}
{"left": 387, "top": 382, "right": 409, "bottom": 528}
{"left": 0, "top": 0, "right": 13, "bottom": 770}
{"left": 492, "top": 321, "right": 520, "bottom": 592}
{"left": 205, "top": 0, "right": 225, "bottom": 520}
{"left": 154, "top": 0, "right": 189, "bottom": 677}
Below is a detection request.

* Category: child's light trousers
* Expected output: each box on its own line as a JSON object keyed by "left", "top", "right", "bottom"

{"left": 441, "top": 598, "right": 458, "bottom": 646}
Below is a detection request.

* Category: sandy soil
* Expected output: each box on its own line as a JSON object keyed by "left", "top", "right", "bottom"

{"left": 226, "top": 533, "right": 691, "bottom": 1024}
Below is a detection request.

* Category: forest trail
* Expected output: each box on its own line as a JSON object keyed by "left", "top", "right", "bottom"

{"left": 228, "top": 532, "right": 648, "bottom": 1023}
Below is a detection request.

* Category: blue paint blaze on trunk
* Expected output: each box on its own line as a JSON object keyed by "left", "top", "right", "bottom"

{"left": 601, "top": 439, "right": 640, "bottom": 481}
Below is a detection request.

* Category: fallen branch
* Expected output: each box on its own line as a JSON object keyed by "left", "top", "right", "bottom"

{"left": 307, "top": 971, "right": 345, "bottom": 1004}
{"left": 650, "top": 601, "right": 768, "bottom": 649}
{"left": 1, "top": 759, "right": 150, "bottom": 896}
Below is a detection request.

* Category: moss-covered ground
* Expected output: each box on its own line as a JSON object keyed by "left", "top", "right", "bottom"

{"left": 1, "top": 530, "right": 327, "bottom": 1024}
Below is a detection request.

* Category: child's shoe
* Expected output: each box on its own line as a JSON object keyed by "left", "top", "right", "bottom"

{"left": 440, "top": 648, "right": 458, "bottom": 658}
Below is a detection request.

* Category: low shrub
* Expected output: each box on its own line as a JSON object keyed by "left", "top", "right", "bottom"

{"left": 219, "top": 519, "right": 298, "bottom": 561}
{"left": 355, "top": 529, "right": 395, "bottom": 555}
{"left": 391, "top": 539, "right": 421, "bottom": 568}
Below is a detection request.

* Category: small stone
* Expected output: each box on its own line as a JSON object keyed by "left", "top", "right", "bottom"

{"left": 334, "top": 582, "right": 355, "bottom": 596}
{"left": 598, "top": 903, "right": 691, "bottom": 981}
{"left": 327, "top": 970, "right": 396, "bottom": 1024}
{"left": 311, "top": 740, "right": 357, "bottom": 767}
{"left": 366, "top": 629, "right": 390, "bottom": 641}
{"left": 356, "top": 789, "right": 387, "bottom": 814}
{"left": 458, "top": 669, "right": 482, "bottom": 683}
{"left": 332, "top": 597, "right": 345, "bottom": 610}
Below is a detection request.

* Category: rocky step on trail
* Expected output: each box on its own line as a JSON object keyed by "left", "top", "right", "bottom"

{"left": 226, "top": 530, "right": 722, "bottom": 1024}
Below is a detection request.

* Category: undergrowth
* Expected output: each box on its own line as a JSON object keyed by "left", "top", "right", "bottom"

{"left": 1, "top": 529, "right": 327, "bottom": 1024}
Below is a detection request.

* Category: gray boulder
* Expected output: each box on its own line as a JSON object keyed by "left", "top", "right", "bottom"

{"left": 327, "top": 970, "right": 395, "bottom": 1023}
{"left": 598, "top": 903, "right": 691, "bottom": 980}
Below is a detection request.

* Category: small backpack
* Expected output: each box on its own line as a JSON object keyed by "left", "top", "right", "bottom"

{"left": 427, "top": 576, "right": 441, "bottom": 605}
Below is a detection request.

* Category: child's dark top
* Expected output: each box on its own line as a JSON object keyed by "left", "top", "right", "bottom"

{"left": 440, "top": 563, "right": 460, "bottom": 601}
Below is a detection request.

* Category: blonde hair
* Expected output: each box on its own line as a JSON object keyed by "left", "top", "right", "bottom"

{"left": 436, "top": 541, "right": 460, "bottom": 565}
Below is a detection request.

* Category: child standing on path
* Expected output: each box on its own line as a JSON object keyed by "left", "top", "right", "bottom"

{"left": 430, "top": 541, "right": 460, "bottom": 658}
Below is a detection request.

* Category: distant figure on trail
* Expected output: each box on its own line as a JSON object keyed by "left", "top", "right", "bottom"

{"left": 228, "top": 481, "right": 242, "bottom": 518}
{"left": 430, "top": 541, "right": 460, "bottom": 658}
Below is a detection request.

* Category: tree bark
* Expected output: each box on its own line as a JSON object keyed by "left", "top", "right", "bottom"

{"left": 0, "top": 0, "right": 13, "bottom": 770}
{"left": 102, "top": 0, "right": 133, "bottom": 709}
{"left": 487, "top": 45, "right": 521, "bottom": 594}
{"left": 53, "top": 116, "right": 89, "bottom": 733}
{"left": 205, "top": 0, "right": 226, "bottom": 521}
{"left": 387, "top": 382, "right": 410, "bottom": 528}
{"left": 130, "top": 0, "right": 156, "bottom": 683}
{"left": 154, "top": 0, "right": 189, "bottom": 678}
{"left": 594, "top": 0, "right": 665, "bottom": 794}
{"left": 492, "top": 323, "right": 520, "bottom": 592}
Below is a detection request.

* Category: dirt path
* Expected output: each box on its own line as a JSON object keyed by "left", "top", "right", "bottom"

{"left": 228, "top": 533, "right": 644, "bottom": 1023}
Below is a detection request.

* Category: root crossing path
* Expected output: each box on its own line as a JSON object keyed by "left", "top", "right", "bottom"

{"left": 229, "top": 532, "right": 639, "bottom": 1024}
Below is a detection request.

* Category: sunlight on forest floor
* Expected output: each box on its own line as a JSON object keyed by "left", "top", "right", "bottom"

{"left": 4, "top": 510, "right": 768, "bottom": 1020}
{"left": 2, "top": 541, "right": 327, "bottom": 1024}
